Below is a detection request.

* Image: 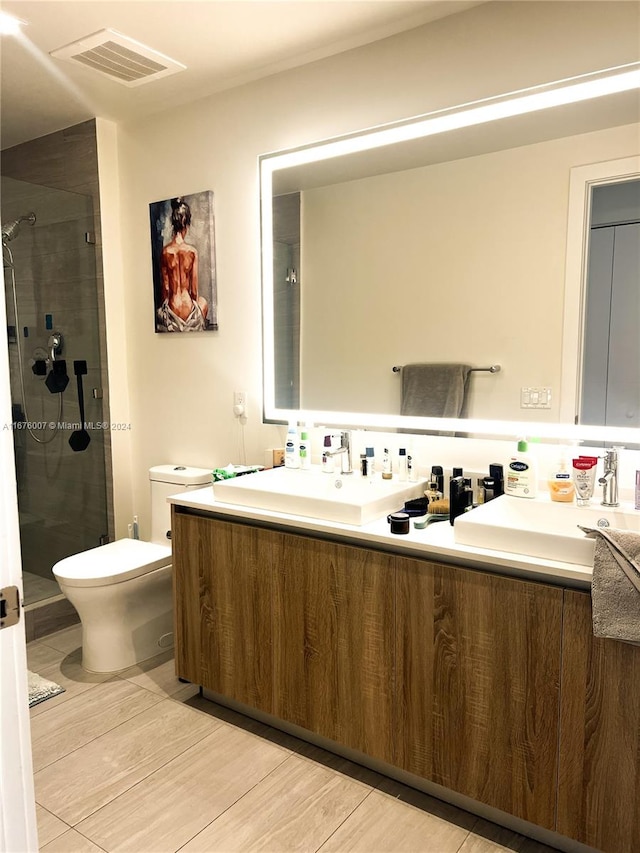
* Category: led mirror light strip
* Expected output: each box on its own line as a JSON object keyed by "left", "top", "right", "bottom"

{"left": 260, "top": 63, "right": 640, "bottom": 443}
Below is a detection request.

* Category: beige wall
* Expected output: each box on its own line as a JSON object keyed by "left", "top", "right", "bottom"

{"left": 107, "top": 1, "right": 640, "bottom": 535}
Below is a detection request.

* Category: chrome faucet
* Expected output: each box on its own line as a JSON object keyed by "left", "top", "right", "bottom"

{"left": 325, "top": 431, "right": 353, "bottom": 474}
{"left": 598, "top": 447, "right": 622, "bottom": 507}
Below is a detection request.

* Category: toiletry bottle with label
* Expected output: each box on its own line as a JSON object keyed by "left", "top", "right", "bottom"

{"left": 322, "top": 435, "right": 334, "bottom": 473}
{"left": 365, "top": 447, "right": 375, "bottom": 480}
{"left": 299, "top": 431, "right": 311, "bottom": 470}
{"left": 285, "top": 424, "right": 299, "bottom": 469}
{"left": 505, "top": 438, "right": 538, "bottom": 498}
{"left": 382, "top": 448, "right": 392, "bottom": 480}
{"left": 548, "top": 449, "right": 575, "bottom": 502}
{"left": 407, "top": 449, "right": 417, "bottom": 482}
{"left": 635, "top": 471, "right": 640, "bottom": 510}
{"left": 424, "top": 477, "right": 442, "bottom": 503}
{"left": 398, "top": 448, "right": 408, "bottom": 481}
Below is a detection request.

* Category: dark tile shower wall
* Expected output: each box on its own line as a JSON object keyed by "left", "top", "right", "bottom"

{"left": 2, "top": 121, "right": 114, "bottom": 599}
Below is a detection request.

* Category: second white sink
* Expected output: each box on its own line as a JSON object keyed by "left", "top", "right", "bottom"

{"left": 454, "top": 493, "right": 640, "bottom": 565}
{"left": 213, "top": 466, "right": 427, "bottom": 525}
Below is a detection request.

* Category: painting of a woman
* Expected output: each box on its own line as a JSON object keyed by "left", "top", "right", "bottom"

{"left": 150, "top": 191, "right": 218, "bottom": 333}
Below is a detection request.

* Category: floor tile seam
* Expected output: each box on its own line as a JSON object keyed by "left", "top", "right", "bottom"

{"left": 312, "top": 785, "right": 378, "bottom": 852}
{"left": 30, "top": 688, "right": 168, "bottom": 773}
{"left": 29, "top": 673, "right": 162, "bottom": 720}
{"left": 73, "top": 727, "right": 294, "bottom": 850}
{"left": 111, "top": 671, "right": 185, "bottom": 700}
{"left": 171, "top": 749, "right": 302, "bottom": 853}
{"left": 32, "top": 692, "right": 185, "bottom": 781}
{"left": 62, "top": 825, "right": 109, "bottom": 852}
{"left": 36, "top": 804, "right": 73, "bottom": 846}
{"left": 286, "top": 747, "right": 380, "bottom": 794}
{"left": 58, "top": 709, "right": 233, "bottom": 829}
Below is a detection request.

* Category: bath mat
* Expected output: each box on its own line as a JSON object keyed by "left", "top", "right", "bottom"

{"left": 27, "top": 670, "right": 65, "bottom": 708}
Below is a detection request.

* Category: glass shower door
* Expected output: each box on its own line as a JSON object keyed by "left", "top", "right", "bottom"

{"left": 2, "top": 176, "right": 109, "bottom": 605}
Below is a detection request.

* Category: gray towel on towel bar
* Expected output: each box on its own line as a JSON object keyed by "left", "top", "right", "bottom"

{"left": 580, "top": 526, "right": 640, "bottom": 645}
{"left": 400, "top": 363, "right": 472, "bottom": 418}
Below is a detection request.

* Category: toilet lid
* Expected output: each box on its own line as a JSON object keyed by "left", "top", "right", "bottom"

{"left": 52, "top": 539, "right": 172, "bottom": 588}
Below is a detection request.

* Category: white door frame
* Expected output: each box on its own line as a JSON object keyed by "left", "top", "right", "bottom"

{"left": 0, "top": 258, "right": 38, "bottom": 851}
{"left": 559, "top": 155, "right": 640, "bottom": 424}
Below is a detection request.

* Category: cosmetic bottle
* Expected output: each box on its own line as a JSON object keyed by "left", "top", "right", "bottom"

{"left": 505, "top": 438, "right": 538, "bottom": 498}
{"left": 398, "top": 448, "right": 408, "bottom": 482}
{"left": 431, "top": 466, "right": 444, "bottom": 495}
{"left": 285, "top": 424, "right": 300, "bottom": 469}
{"left": 382, "top": 448, "right": 392, "bottom": 480}
{"left": 424, "top": 478, "right": 442, "bottom": 503}
{"left": 636, "top": 471, "right": 640, "bottom": 510}
{"left": 299, "top": 431, "right": 311, "bottom": 470}
{"left": 572, "top": 456, "right": 598, "bottom": 506}
{"left": 365, "top": 446, "right": 375, "bottom": 480}
{"left": 322, "top": 435, "right": 334, "bottom": 473}
{"left": 407, "top": 450, "right": 418, "bottom": 482}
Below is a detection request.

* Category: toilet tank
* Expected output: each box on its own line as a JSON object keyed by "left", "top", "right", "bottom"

{"left": 149, "top": 465, "right": 211, "bottom": 545}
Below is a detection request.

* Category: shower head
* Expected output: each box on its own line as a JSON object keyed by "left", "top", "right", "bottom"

{"left": 1, "top": 212, "right": 36, "bottom": 243}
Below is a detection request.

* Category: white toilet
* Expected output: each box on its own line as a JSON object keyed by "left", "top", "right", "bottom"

{"left": 52, "top": 464, "right": 211, "bottom": 673}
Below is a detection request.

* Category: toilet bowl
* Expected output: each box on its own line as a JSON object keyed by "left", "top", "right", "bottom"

{"left": 52, "top": 464, "right": 211, "bottom": 673}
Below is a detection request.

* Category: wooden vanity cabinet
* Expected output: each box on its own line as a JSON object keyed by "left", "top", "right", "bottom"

{"left": 395, "top": 556, "right": 563, "bottom": 829}
{"left": 172, "top": 511, "right": 275, "bottom": 713}
{"left": 557, "top": 590, "right": 640, "bottom": 853}
{"left": 172, "top": 510, "right": 395, "bottom": 760}
{"left": 272, "top": 533, "right": 395, "bottom": 763}
{"left": 173, "top": 508, "right": 640, "bottom": 851}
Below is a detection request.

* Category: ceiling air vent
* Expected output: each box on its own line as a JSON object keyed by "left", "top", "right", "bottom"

{"left": 50, "top": 29, "right": 186, "bottom": 87}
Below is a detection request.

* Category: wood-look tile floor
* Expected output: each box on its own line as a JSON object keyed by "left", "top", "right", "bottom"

{"left": 28, "top": 625, "right": 560, "bottom": 853}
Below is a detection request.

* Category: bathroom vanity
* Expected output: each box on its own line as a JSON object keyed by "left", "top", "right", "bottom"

{"left": 170, "top": 488, "right": 640, "bottom": 853}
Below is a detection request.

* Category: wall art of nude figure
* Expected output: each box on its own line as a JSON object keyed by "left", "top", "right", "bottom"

{"left": 149, "top": 190, "right": 218, "bottom": 333}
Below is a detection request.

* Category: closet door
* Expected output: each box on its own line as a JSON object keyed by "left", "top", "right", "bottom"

{"left": 606, "top": 222, "right": 639, "bottom": 428}
{"left": 581, "top": 176, "right": 640, "bottom": 429}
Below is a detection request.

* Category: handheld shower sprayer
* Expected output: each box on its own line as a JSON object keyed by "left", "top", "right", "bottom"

{"left": 1, "top": 212, "right": 36, "bottom": 243}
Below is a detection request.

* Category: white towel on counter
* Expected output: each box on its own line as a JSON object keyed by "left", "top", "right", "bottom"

{"left": 580, "top": 526, "right": 640, "bottom": 645}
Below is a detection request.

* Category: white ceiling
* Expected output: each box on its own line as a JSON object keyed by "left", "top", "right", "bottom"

{"left": 0, "top": 0, "right": 482, "bottom": 150}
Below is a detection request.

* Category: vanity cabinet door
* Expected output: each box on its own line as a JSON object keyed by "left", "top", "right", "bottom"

{"left": 272, "top": 533, "right": 395, "bottom": 763}
{"left": 172, "top": 511, "right": 275, "bottom": 713}
{"left": 557, "top": 590, "right": 640, "bottom": 853}
{"left": 395, "top": 557, "right": 563, "bottom": 829}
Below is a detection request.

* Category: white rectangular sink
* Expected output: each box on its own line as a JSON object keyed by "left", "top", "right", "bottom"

{"left": 213, "top": 466, "right": 427, "bottom": 525}
{"left": 454, "top": 493, "right": 640, "bottom": 565}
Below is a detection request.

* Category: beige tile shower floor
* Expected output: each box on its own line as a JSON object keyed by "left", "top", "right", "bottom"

{"left": 28, "top": 625, "right": 559, "bottom": 853}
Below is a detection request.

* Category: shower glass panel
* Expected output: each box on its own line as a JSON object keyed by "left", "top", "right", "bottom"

{"left": 2, "top": 176, "right": 109, "bottom": 606}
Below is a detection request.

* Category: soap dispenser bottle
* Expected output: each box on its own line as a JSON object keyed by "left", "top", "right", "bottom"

{"left": 505, "top": 439, "right": 538, "bottom": 498}
{"left": 548, "top": 448, "right": 575, "bottom": 502}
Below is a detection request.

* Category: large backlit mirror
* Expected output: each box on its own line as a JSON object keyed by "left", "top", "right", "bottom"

{"left": 260, "top": 64, "right": 640, "bottom": 443}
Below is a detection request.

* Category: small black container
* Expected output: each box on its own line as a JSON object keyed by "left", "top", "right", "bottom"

{"left": 387, "top": 512, "right": 410, "bottom": 535}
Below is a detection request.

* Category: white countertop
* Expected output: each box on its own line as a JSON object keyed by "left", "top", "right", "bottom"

{"left": 169, "top": 485, "right": 594, "bottom": 589}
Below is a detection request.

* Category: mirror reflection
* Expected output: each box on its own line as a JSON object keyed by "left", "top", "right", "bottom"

{"left": 264, "top": 68, "right": 640, "bottom": 434}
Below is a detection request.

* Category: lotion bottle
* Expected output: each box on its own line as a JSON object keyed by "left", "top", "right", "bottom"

{"left": 299, "top": 431, "right": 311, "bottom": 470}
{"left": 284, "top": 424, "right": 299, "bottom": 469}
{"left": 505, "top": 438, "right": 538, "bottom": 498}
{"left": 382, "top": 448, "right": 392, "bottom": 480}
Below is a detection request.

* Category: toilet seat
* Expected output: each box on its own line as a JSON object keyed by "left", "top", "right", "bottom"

{"left": 52, "top": 539, "right": 172, "bottom": 588}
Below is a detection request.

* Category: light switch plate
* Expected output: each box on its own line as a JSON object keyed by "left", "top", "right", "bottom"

{"left": 520, "top": 386, "right": 552, "bottom": 409}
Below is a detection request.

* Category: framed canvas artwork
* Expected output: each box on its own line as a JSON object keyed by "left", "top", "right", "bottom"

{"left": 149, "top": 190, "right": 218, "bottom": 332}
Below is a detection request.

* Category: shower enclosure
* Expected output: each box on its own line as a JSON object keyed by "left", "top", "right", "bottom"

{"left": 2, "top": 176, "right": 110, "bottom": 607}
